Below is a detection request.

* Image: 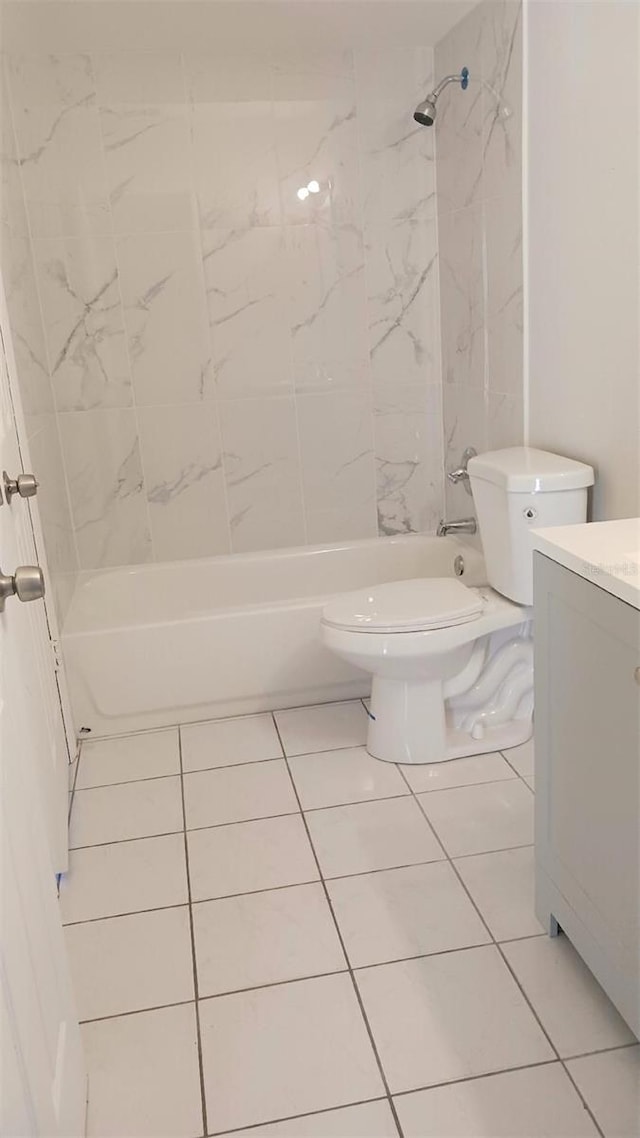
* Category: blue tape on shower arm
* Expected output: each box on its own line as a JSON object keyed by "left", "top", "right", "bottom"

{"left": 461, "top": 67, "right": 469, "bottom": 90}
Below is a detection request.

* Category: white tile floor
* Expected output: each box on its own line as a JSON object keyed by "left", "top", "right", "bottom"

{"left": 63, "top": 699, "right": 639, "bottom": 1138}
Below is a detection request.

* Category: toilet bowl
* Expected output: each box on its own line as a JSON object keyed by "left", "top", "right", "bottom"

{"left": 320, "top": 447, "right": 594, "bottom": 765}
{"left": 322, "top": 579, "right": 533, "bottom": 764}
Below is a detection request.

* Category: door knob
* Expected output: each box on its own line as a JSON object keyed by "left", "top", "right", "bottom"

{"left": 0, "top": 565, "right": 45, "bottom": 612}
{"left": 3, "top": 470, "right": 39, "bottom": 503}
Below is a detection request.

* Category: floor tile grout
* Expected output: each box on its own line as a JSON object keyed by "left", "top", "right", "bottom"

{"left": 401, "top": 765, "right": 608, "bottom": 1138}
{"left": 66, "top": 710, "right": 630, "bottom": 1138}
{"left": 198, "top": 967, "right": 350, "bottom": 1004}
{"left": 73, "top": 770, "right": 183, "bottom": 792}
{"left": 177, "top": 723, "right": 209, "bottom": 1138}
{"left": 76, "top": 697, "right": 369, "bottom": 746}
{"left": 79, "top": 997, "right": 195, "bottom": 1026}
{"left": 204, "top": 1095, "right": 390, "bottom": 1137}
{"left": 270, "top": 712, "right": 406, "bottom": 1138}
{"left": 63, "top": 901, "right": 190, "bottom": 927}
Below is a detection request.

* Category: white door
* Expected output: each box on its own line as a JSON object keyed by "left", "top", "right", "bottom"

{"left": 0, "top": 277, "right": 71, "bottom": 873}
{"left": 0, "top": 314, "right": 86, "bottom": 1134}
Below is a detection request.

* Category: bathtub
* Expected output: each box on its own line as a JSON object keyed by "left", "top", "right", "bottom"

{"left": 61, "top": 534, "right": 486, "bottom": 738}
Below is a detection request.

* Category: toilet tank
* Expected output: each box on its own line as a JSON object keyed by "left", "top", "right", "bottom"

{"left": 467, "top": 447, "right": 594, "bottom": 605}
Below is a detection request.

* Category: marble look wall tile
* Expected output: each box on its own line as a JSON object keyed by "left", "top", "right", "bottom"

{"left": 434, "top": 5, "right": 485, "bottom": 215}
{"left": 485, "top": 193, "right": 523, "bottom": 395}
{"left": 26, "top": 201, "right": 113, "bottom": 240}
{"left": 481, "top": 0, "right": 523, "bottom": 202}
{"left": 293, "top": 357, "right": 371, "bottom": 396}
{"left": 27, "top": 413, "right": 78, "bottom": 578}
{"left": 273, "top": 51, "right": 356, "bottom": 228}
{"left": 203, "top": 226, "right": 292, "bottom": 399}
{"left": 296, "top": 390, "right": 376, "bottom": 542}
{"left": 116, "top": 230, "right": 212, "bottom": 404}
{"left": 6, "top": 38, "right": 452, "bottom": 570}
{"left": 355, "top": 48, "right": 436, "bottom": 225}
{"left": 192, "top": 103, "right": 281, "bottom": 230}
{"left": 275, "top": 98, "right": 358, "bottom": 228}
{"left": 1, "top": 65, "right": 28, "bottom": 238}
{"left": 365, "top": 218, "right": 440, "bottom": 387}
{"left": 442, "top": 383, "right": 488, "bottom": 518}
{"left": 33, "top": 234, "right": 131, "bottom": 411}
{"left": 59, "top": 408, "right": 151, "bottom": 570}
{"left": 373, "top": 379, "right": 442, "bottom": 419}
{"left": 486, "top": 391, "right": 524, "bottom": 450}
{"left": 8, "top": 54, "right": 108, "bottom": 230}
{"left": 439, "top": 203, "right": 485, "bottom": 388}
{"left": 436, "top": 0, "right": 523, "bottom": 508}
{"left": 101, "top": 107, "right": 195, "bottom": 234}
{"left": 220, "top": 396, "right": 305, "bottom": 553}
{"left": 1, "top": 62, "right": 79, "bottom": 623}
{"left": 1, "top": 233, "right": 53, "bottom": 417}
{"left": 95, "top": 53, "right": 194, "bottom": 234}
{"left": 138, "top": 403, "right": 230, "bottom": 561}
{"left": 375, "top": 405, "right": 443, "bottom": 536}
{"left": 287, "top": 222, "right": 369, "bottom": 388}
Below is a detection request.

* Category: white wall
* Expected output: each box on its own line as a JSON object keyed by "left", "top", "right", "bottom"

{"left": 526, "top": 0, "right": 639, "bottom": 521}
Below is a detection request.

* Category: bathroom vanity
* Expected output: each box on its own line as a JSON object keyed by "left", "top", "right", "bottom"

{"left": 532, "top": 519, "right": 640, "bottom": 1039}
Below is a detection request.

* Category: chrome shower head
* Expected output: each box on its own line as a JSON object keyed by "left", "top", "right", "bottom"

{"left": 413, "top": 96, "right": 438, "bottom": 127}
{"left": 413, "top": 67, "right": 469, "bottom": 126}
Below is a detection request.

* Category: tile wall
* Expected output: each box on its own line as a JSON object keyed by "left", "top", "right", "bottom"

{"left": 3, "top": 44, "right": 444, "bottom": 572}
{"left": 0, "top": 63, "right": 78, "bottom": 623}
{"left": 435, "top": 0, "right": 524, "bottom": 519}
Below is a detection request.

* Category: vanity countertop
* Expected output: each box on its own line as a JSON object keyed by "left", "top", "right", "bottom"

{"left": 531, "top": 517, "right": 640, "bottom": 611}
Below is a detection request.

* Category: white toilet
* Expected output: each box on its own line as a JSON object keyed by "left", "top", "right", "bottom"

{"left": 320, "top": 447, "right": 594, "bottom": 765}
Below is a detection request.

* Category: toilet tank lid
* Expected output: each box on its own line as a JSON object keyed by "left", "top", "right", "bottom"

{"left": 467, "top": 447, "right": 595, "bottom": 493}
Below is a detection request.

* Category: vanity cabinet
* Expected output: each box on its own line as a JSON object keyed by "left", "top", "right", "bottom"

{"left": 534, "top": 551, "right": 640, "bottom": 1038}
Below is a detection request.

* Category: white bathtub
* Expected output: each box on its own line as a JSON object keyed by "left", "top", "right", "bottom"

{"left": 61, "top": 534, "right": 485, "bottom": 738}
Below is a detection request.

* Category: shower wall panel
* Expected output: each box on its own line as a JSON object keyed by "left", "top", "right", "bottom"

{"left": 435, "top": 0, "right": 524, "bottom": 520}
{"left": 4, "top": 43, "right": 445, "bottom": 568}
{"left": 0, "top": 62, "right": 78, "bottom": 622}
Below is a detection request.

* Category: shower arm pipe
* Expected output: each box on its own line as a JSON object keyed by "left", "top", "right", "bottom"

{"left": 430, "top": 72, "right": 467, "bottom": 101}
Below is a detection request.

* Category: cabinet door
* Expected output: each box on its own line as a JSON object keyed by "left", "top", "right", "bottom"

{"left": 534, "top": 553, "right": 640, "bottom": 981}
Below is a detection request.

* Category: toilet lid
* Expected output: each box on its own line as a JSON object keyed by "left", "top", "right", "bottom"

{"left": 322, "top": 578, "right": 484, "bottom": 633}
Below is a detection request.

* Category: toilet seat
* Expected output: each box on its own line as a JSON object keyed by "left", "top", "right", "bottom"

{"left": 322, "top": 578, "right": 484, "bottom": 634}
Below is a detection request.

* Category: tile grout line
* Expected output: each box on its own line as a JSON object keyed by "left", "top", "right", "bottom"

{"left": 72, "top": 769, "right": 185, "bottom": 792}
{"left": 79, "top": 997, "right": 195, "bottom": 1026}
{"left": 499, "top": 746, "right": 535, "bottom": 790}
{"left": 205, "top": 1096, "right": 391, "bottom": 1137}
{"left": 69, "top": 709, "right": 631, "bottom": 1134}
{"left": 67, "top": 744, "right": 82, "bottom": 825}
{"left": 178, "top": 724, "right": 209, "bottom": 1138}
{"left": 77, "top": 698, "right": 369, "bottom": 746}
{"left": 71, "top": 751, "right": 526, "bottom": 797}
{"left": 400, "top": 765, "right": 607, "bottom": 1138}
{"left": 270, "top": 714, "right": 406, "bottom": 1138}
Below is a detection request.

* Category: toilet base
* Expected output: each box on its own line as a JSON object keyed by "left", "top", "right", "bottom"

{"left": 362, "top": 691, "right": 530, "bottom": 764}
{"left": 364, "top": 625, "right": 534, "bottom": 764}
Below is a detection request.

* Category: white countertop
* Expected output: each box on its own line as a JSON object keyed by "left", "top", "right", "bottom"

{"left": 531, "top": 518, "right": 640, "bottom": 611}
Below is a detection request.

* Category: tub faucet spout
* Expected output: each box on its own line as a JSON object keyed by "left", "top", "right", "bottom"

{"left": 437, "top": 517, "right": 477, "bottom": 537}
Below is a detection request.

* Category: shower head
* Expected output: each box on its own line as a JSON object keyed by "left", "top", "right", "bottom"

{"left": 414, "top": 67, "right": 469, "bottom": 126}
{"left": 413, "top": 96, "right": 438, "bottom": 127}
